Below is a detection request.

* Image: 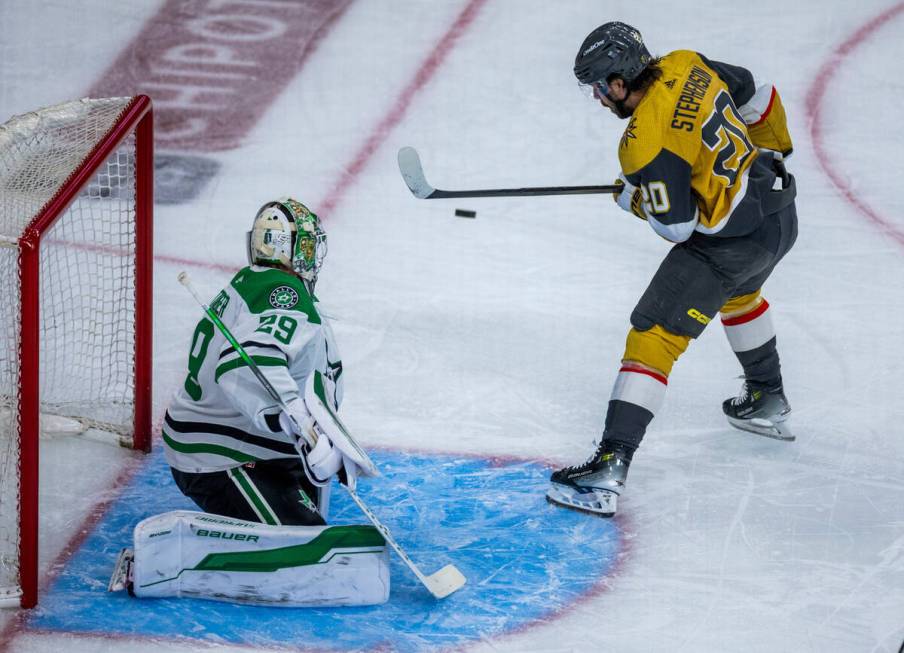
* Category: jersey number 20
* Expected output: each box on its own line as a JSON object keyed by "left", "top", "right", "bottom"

{"left": 702, "top": 90, "right": 754, "bottom": 186}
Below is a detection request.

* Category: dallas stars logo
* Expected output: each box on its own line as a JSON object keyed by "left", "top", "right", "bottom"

{"left": 620, "top": 117, "right": 638, "bottom": 150}
{"left": 269, "top": 285, "right": 299, "bottom": 309}
{"left": 298, "top": 489, "right": 319, "bottom": 514}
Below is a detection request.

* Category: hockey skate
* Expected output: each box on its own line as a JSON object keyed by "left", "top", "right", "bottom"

{"left": 107, "top": 547, "right": 135, "bottom": 595}
{"left": 546, "top": 443, "right": 630, "bottom": 517}
{"left": 723, "top": 380, "right": 793, "bottom": 441}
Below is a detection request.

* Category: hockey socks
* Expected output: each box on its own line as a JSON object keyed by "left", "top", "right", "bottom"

{"left": 547, "top": 365, "right": 665, "bottom": 516}
{"left": 604, "top": 363, "right": 666, "bottom": 449}
{"left": 721, "top": 297, "right": 781, "bottom": 384}
{"left": 721, "top": 296, "right": 792, "bottom": 439}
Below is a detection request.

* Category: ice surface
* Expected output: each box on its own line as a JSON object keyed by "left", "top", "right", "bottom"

{"left": 1, "top": 0, "right": 903, "bottom": 651}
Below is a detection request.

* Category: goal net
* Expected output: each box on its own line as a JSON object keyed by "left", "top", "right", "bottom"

{"left": 0, "top": 96, "right": 153, "bottom": 608}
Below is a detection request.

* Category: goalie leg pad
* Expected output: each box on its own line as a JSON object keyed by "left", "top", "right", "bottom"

{"left": 131, "top": 511, "right": 390, "bottom": 607}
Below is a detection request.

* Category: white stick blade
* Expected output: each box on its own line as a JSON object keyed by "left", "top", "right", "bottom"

{"left": 425, "top": 564, "right": 466, "bottom": 599}
{"left": 397, "top": 147, "right": 434, "bottom": 199}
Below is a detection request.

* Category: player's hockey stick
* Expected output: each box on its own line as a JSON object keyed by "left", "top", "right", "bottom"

{"left": 398, "top": 146, "right": 621, "bottom": 199}
{"left": 177, "top": 272, "right": 466, "bottom": 599}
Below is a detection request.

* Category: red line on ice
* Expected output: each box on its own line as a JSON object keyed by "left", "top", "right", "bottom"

{"left": 316, "top": 0, "right": 490, "bottom": 217}
{"left": 157, "top": 0, "right": 491, "bottom": 273}
{"left": 0, "top": 443, "right": 151, "bottom": 651}
{"left": 2, "top": 3, "right": 629, "bottom": 650}
{"left": 805, "top": 1, "right": 904, "bottom": 248}
{"left": 0, "top": 3, "right": 488, "bottom": 648}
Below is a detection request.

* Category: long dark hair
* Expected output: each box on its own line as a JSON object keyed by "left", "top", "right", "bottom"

{"left": 626, "top": 57, "right": 663, "bottom": 92}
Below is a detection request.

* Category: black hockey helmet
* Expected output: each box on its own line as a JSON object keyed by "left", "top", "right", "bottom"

{"left": 574, "top": 22, "right": 651, "bottom": 88}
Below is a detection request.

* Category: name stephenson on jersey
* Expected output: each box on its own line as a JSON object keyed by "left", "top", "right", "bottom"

{"left": 620, "top": 50, "right": 793, "bottom": 243}
{"left": 163, "top": 266, "right": 343, "bottom": 474}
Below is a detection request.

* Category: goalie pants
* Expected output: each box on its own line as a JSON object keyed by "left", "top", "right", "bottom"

{"left": 604, "top": 200, "right": 798, "bottom": 452}
{"left": 171, "top": 458, "right": 325, "bottom": 527}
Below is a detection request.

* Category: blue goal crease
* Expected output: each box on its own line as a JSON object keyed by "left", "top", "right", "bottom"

{"left": 28, "top": 449, "right": 622, "bottom": 652}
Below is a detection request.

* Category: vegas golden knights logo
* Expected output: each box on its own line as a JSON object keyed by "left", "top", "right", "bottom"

{"left": 621, "top": 117, "right": 638, "bottom": 150}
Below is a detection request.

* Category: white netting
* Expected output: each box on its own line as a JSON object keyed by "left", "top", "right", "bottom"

{"left": 0, "top": 97, "right": 139, "bottom": 601}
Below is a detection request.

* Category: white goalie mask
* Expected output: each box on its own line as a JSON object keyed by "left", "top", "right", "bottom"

{"left": 247, "top": 197, "right": 327, "bottom": 286}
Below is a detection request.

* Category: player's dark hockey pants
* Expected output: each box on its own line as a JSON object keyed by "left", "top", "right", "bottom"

{"left": 171, "top": 458, "right": 325, "bottom": 526}
{"left": 604, "top": 200, "right": 798, "bottom": 452}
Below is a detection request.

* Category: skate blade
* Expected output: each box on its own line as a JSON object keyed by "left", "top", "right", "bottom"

{"left": 107, "top": 548, "right": 134, "bottom": 594}
{"left": 546, "top": 484, "right": 617, "bottom": 517}
{"left": 727, "top": 416, "right": 794, "bottom": 441}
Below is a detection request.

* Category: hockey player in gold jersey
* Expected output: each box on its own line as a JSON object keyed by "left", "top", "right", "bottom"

{"left": 547, "top": 22, "right": 798, "bottom": 517}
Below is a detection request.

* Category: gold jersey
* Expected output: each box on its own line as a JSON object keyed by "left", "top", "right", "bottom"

{"left": 619, "top": 50, "right": 792, "bottom": 241}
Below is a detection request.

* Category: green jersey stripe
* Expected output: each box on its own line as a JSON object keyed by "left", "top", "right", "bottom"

{"left": 215, "top": 355, "right": 288, "bottom": 382}
{"left": 162, "top": 430, "right": 257, "bottom": 463}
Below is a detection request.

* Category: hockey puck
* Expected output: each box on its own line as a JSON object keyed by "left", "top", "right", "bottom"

{"left": 454, "top": 209, "right": 476, "bottom": 218}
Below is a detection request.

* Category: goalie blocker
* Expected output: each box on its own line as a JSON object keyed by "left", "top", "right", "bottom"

{"left": 109, "top": 510, "right": 390, "bottom": 607}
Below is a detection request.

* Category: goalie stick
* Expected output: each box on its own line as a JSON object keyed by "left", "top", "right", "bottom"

{"left": 398, "top": 146, "right": 621, "bottom": 199}
{"left": 177, "top": 272, "right": 466, "bottom": 599}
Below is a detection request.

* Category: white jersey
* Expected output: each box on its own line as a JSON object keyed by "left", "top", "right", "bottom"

{"left": 164, "top": 266, "right": 343, "bottom": 473}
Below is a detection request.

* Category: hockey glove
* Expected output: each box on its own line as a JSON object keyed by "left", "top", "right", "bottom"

{"left": 279, "top": 399, "right": 343, "bottom": 487}
{"left": 306, "top": 431, "right": 363, "bottom": 490}
{"left": 614, "top": 173, "right": 647, "bottom": 220}
{"left": 302, "top": 428, "right": 346, "bottom": 487}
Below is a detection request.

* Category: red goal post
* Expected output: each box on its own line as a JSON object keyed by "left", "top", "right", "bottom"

{"left": 0, "top": 95, "right": 153, "bottom": 608}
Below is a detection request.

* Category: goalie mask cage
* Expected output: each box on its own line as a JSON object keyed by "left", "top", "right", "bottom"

{"left": 0, "top": 95, "right": 153, "bottom": 609}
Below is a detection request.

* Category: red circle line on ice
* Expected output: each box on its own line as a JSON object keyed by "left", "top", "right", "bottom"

{"left": 805, "top": 1, "right": 904, "bottom": 249}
